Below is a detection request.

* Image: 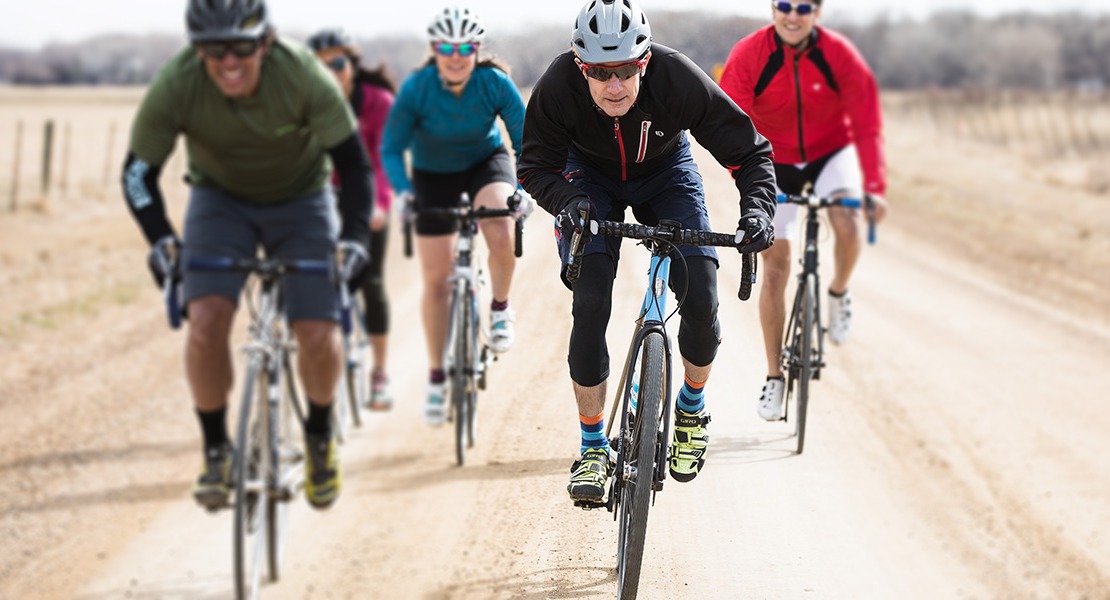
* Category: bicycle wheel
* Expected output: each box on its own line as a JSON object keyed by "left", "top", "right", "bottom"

{"left": 234, "top": 359, "right": 268, "bottom": 600}
{"left": 266, "top": 353, "right": 300, "bottom": 582}
{"left": 465, "top": 294, "right": 480, "bottom": 449}
{"left": 449, "top": 285, "right": 471, "bottom": 466}
{"left": 617, "top": 331, "right": 664, "bottom": 600}
{"left": 794, "top": 274, "right": 817, "bottom": 455}
{"left": 345, "top": 298, "right": 369, "bottom": 425}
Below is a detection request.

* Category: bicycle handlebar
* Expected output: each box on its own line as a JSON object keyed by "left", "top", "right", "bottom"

{"left": 567, "top": 218, "right": 758, "bottom": 301}
{"left": 403, "top": 192, "right": 527, "bottom": 259}
{"left": 187, "top": 256, "right": 333, "bottom": 276}
{"left": 777, "top": 192, "right": 877, "bottom": 245}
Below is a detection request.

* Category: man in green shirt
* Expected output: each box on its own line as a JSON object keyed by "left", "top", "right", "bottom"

{"left": 122, "top": 0, "right": 374, "bottom": 511}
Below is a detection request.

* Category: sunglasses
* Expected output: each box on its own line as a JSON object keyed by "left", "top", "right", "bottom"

{"left": 576, "top": 57, "right": 648, "bottom": 82}
{"left": 198, "top": 39, "right": 262, "bottom": 60}
{"left": 433, "top": 42, "right": 477, "bottom": 57}
{"left": 325, "top": 55, "right": 348, "bottom": 72}
{"left": 773, "top": 1, "right": 816, "bottom": 15}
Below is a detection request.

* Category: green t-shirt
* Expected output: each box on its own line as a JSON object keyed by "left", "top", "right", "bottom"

{"left": 129, "top": 37, "right": 355, "bottom": 204}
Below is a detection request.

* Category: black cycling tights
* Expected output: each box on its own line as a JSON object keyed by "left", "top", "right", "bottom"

{"left": 568, "top": 253, "right": 721, "bottom": 387}
{"left": 359, "top": 225, "right": 389, "bottom": 335}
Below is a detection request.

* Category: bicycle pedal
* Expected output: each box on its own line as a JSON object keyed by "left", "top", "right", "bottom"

{"left": 573, "top": 499, "right": 607, "bottom": 511}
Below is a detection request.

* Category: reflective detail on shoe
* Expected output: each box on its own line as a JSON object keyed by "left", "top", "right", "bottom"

{"left": 758, "top": 377, "right": 786, "bottom": 421}
{"left": 304, "top": 432, "right": 340, "bottom": 509}
{"left": 827, "top": 289, "right": 853, "bottom": 345}
{"left": 669, "top": 409, "right": 710, "bottom": 483}
{"left": 425, "top": 382, "right": 447, "bottom": 427}
{"left": 194, "top": 442, "right": 233, "bottom": 509}
{"left": 488, "top": 308, "right": 515, "bottom": 354}
{"left": 369, "top": 369, "right": 392, "bottom": 411}
{"left": 567, "top": 447, "right": 613, "bottom": 502}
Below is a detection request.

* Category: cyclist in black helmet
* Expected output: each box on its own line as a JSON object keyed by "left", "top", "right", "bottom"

{"left": 518, "top": 0, "right": 776, "bottom": 503}
{"left": 122, "top": 0, "right": 374, "bottom": 511}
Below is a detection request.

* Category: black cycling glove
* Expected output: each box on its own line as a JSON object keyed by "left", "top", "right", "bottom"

{"left": 736, "top": 211, "right": 774, "bottom": 253}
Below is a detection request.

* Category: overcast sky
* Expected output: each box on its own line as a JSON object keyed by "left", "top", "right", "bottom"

{"left": 1, "top": 0, "right": 1106, "bottom": 49}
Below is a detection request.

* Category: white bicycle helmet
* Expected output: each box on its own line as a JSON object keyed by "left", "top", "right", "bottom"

{"left": 571, "top": 0, "right": 652, "bottom": 64}
{"left": 427, "top": 6, "right": 486, "bottom": 44}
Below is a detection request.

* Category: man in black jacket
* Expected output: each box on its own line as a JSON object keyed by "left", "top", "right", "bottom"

{"left": 518, "top": 0, "right": 776, "bottom": 503}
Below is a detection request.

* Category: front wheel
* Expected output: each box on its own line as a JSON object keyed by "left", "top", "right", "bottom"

{"left": 449, "top": 284, "right": 472, "bottom": 467}
{"left": 794, "top": 274, "right": 817, "bottom": 455}
{"left": 617, "top": 332, "right": 664, "bottom": 600}
{"left": 234, "top": 359, "right": 268, "bottom": 600}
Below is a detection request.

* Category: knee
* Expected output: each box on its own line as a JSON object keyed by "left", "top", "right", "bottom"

{"left": 572, "top": 284, "right": 611, "bottom": 324}
{"left": 186, "top": 296, "right": 235, "bottom": 349}
{"left": 294, "top": 321, "right": 340, "bottom": 356}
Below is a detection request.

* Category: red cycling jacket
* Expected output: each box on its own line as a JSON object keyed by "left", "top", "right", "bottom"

{"left": 720, "top": 24, "right": 886, "bottom": 196}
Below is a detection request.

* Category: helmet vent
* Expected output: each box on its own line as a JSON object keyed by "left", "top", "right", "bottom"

{"left": 621, "top": 15, "right": 629, "bottom": 32}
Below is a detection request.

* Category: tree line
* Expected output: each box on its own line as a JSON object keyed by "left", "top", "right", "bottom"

{"left": 0, "top": 10, "right": 1106, "bottom": 91}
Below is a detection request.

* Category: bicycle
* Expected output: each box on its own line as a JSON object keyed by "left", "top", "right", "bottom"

{"left": 566, "top": 210, "right": 757, "bottom": 600}
{"left": 403, "top": 191, "right": 526, "bottom": 466}
{"left": 166, "top": 255, "right": 337, "bottom": 600}
{"left": 775, "top": 190, "right": 872, "bottom": 454}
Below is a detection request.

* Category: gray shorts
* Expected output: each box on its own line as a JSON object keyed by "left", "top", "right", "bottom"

{"left": 181, "top": 186, "right": 340, "bottom": 322}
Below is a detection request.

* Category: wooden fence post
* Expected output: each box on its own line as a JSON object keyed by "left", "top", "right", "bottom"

{"left": 42, "top": 119, "right": 54, "bottom": 197}
{"left": 9, "top": 120, "right": 21, "bottom": 211}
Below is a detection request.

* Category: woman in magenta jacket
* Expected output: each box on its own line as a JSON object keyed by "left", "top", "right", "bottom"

{"left": 309, "top": 28, "right": 397, "bottom": 410}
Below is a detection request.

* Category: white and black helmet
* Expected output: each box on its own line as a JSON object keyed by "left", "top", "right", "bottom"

{"left": 186, "top": 0, "right": 269, "bottom": 42}
{"left": 571, "top": 0, "right": 651, "bottom": 63}
{"left": 427, "top": 5, "right": 486, "bottom": 44}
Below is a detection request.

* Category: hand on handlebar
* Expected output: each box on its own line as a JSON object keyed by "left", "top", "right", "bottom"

{"left": 510, "top": 190, "right": 536, "bottom": 221}
{"left": 336, "top": 238, "right": 370, "bottom": 291}
{"left": 735, "top": 211, "right": 774, "bottom": 254}
{"left": 147, "top": 234, "right": 181, "bottom": 289}
{"left": 557, "top": 199, "right": 596, "bottom": 246}
{"left": 864, "top": 193, "right": 888, "bottom": 224}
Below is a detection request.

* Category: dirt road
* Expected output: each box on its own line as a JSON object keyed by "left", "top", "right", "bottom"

{"left": 1, "top": 93, "right": 1108, "bottom": 599}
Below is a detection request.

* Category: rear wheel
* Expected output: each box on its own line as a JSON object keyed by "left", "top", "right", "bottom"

{"left": 346, "top": 298, "right": 369, "bottom": 424}
{"left": 617, "top": 332, "right": 664, "bottom": 600}
{"left": 234, "top": 360, "right": 267, "bottom": 600}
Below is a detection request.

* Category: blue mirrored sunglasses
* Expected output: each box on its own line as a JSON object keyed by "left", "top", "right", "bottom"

{"left": 434, "top": 42, "right": 477, "bottom": 57}
{"left": 325, "top": 56, "right": 348, "bottom": 72}
{"left": 773, "top": 1, "right": 816, "bottom": 15}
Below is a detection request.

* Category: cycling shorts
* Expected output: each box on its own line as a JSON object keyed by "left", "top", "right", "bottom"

{"left": 772, "top": 144, "right": 863, "bottom": 241}
{"left": 181, "top": 185, "right": 340, "bottom": 322}
{"left": 411, "top": 146, "right": 515, "bottom": 236}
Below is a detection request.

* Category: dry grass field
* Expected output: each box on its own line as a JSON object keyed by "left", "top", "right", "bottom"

{"left": 0, "top": 86, "right": 1108, "bottom": 599}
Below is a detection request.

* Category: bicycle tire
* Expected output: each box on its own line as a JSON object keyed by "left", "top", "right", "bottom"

{"left": 266, "top": 352, "right": 299, "bottom": 582}
{"left": 465, "top": 294, "right": 480, "bottom": 449}
{"left": 234, "top": 359, "right": 267, "bottom": 600}
{"left": 345, "top": 298, "right": 369, "bottom": 425}
{"left": 617, "top": 332, "right": 664, "bottom": 600}
{"left": 795, "top": 274, "right": 817, "bottom": 455}
{"left": 451, "top": 285, "right": 470, "bottom": 466}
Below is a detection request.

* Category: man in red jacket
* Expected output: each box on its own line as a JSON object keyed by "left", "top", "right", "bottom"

{"left": 719, "top": 0, "right": 889, "bottom": 421}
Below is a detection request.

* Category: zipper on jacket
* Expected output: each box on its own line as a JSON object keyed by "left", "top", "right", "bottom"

{"left": 614, "top": 118, "right": 629, "bottom": 181}
{"left": 793, "top": 52, "right": 806, "bottom": 163}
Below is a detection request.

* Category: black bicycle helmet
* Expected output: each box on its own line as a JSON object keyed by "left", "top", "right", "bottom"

{"left": 307, "top": 28, "right": 354, "bottom": 53}
{"left": 186, "top": 0, "right": 270, "bottom": 42}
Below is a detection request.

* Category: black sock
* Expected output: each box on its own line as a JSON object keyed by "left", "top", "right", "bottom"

{"left": 305, "top": 400, "right": 332, "bottom": 436}
{"left": 197, "top": 407, "right": 228, "bottom": 451}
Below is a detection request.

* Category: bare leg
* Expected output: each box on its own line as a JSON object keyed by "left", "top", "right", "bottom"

{"left": 416, "top": 234, "right": 456, "bottom": 371}
{"left": 473, "top": 181, "right": 516, "bottom": 302}
{"left": 292, "top": 320, "right": 342, "bottom": 407}
{"left": 827, "top": 204, "right": 862, "bottom": 294}
{"left": 758, "top": 240, "right": 792, "bottom": 378}
{"left": 185, "top": 296, "right": 237, "bottom": 412}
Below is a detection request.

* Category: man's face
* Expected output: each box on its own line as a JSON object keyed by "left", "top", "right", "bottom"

{"left": 580, "top": 55, "right": 649, "bottom": 118}
{"left": 771, "top": 1, "right": 821, "bottom": 48}
{"left": 196, "top": 37, "right": 267, "bottom": 98}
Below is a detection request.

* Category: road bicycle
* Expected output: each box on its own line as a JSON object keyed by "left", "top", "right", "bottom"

{"left": 776, "top": 190, "right": 872, "bottom": 454}
{"left": 166, "top": 255, "right": 338, "bottom": 600}
{"left": 566, "top": 209, "right": 756, "bottom": 600}
{"left": 403, "top": 192, "right": 526, "bottom": 466}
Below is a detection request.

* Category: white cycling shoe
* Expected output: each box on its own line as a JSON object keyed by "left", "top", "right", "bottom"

{"left": 827, "top": 290, "right": 853, "bottom": 345}
{"left": 489, "top": 308, "right": 515, "bottom": 354}
{"left": 757, "top": 377, "right": 786, "bottom": 421}
{"left": 424, "top": 382, "right": 447, "bottom": 427}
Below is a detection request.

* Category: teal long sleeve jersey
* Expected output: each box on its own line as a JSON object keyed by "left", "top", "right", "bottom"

{"left": 380, "top": 63, "right": 525, "bottom": 194}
